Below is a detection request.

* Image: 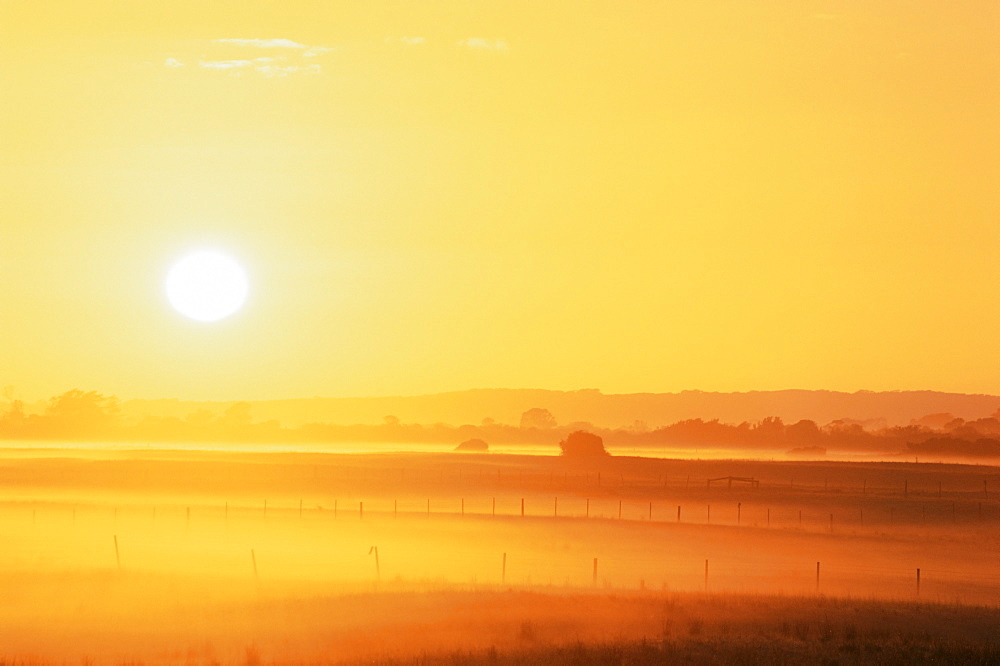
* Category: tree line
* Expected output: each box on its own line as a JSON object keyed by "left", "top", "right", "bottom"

{"left": 1, "top": 390, "right": 999, "bottom": 457}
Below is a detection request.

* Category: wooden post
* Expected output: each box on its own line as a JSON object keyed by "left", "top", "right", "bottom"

{"left": 369, "top": 546, "right": 380, "bottom": 581}
{"left": 502, "top": 552, "right": 506, "bottom": 584}
{"left": 737, "top": 502, "right": 741, "bottom": 526}
{"left": 593, "top": 557, "right": 598, "bottom": 586}
{"left": 916, "top": 568, "right": 921, "bottom": 596}
{"left": 114, "top": 535, "right": 121, "bottom": 570}
{"left": 816, "top": 562, "right": 820, "bottom": 591}
{"left": 677, "top": 505, "right": 681, "bottom": 523}
{"left": 649, "top": 502, "right": 652, "bottom": 520}
{"left": 586, "top": 498, "right": 590, "bottom": 518}
{"left": 618, "top": 500, "right": 622, "bottom": 520}
{"left": 704, "top": 559, "right": 708, "bottom": 591}
{"left": 767, "top": 508, "right": 770, "bottom": 527}
{"left": 520, "top": 498, "right": 524, "bottom": 517}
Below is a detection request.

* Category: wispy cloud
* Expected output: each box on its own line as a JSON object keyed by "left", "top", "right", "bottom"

{"left": 199, "top": 59, "right": 254, "bottom": 70}
{"left": 214, "top": 38, "right": 309, "bottom": 49}
{"left": 385, "top": 36, "right": 427, "bottom": 47}
{"left": 163, "top": 38, "right": 332, "bottom": 77}
{"left": 304, "top": 45, "right": 334, "bottom": 57}
{"left": 197, "top": 56, "right": 322, "bottom": 77}
{"left": 457, "top": 38, "right": 509, "bottom": 52}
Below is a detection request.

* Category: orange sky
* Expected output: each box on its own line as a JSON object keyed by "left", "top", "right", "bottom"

{"left": 1, "top": 1, "right": 998, "bottom": 401}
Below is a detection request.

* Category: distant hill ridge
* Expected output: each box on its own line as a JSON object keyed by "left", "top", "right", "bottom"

{"left": 121, "top": 389, "right": 1000, "bottom": 429}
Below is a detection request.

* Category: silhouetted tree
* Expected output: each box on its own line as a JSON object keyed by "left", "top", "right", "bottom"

{"left": 44, "top": 389, "right": 119, "bottom": 437}
{"left": 559, "top": 430, "right": 609, "bottom": 458}
{"left": 520, "top": 408, "right": 557, "bottom": 429}
{"left": 455, "top": 438, "right": 488, "bottom": 452}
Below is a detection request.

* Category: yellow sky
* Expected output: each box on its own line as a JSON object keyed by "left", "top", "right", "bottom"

{"left": 1, "top": 1, "right": 998, "bottom": 401}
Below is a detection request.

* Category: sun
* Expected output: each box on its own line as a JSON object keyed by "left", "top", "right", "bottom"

{"left": 165, "top": 250, "right": 249, "bottom": 322}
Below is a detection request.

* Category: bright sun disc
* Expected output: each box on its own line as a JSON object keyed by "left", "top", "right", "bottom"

{"left": 165, "top": 250, "right": 249, "bottom": 322}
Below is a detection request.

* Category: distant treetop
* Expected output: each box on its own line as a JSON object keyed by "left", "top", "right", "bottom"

{"left": 559, "top": 430, "right": 609, "bottom": 458}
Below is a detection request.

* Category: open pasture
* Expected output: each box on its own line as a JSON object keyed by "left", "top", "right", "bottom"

{"left": 1, "top": 445, "right": 998, "bottom": 663}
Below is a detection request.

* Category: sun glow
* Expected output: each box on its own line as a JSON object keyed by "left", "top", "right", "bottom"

{"left": 165, "top": 250, "right": 249, "bottom": 322}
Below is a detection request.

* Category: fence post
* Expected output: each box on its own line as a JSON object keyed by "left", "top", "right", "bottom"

{"left": 704, "top": 559, "right": 708, "bottom": 591}
{"left": 368, "top": 546, "right": 380, "bottom": 582}
{"left": 677, "top": 505, "right": 681, "bottom": 523}
{"left": 737, "top": 502, "right": 741, "bottom": 526}
{"left": 816, "top": 562, "right": 820, "bottom": 592}
{"left": 618, "top": 500, "right": 622, "bottom": 520}
{"left": 521, "top": 498, "right": 524, "bottom": 517}
{"left": 916, "top": 568, "right": 921, "bottom": 596}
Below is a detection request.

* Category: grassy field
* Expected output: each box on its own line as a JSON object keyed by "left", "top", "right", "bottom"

{"left": 1, "top": 445, "right": 998, "bottom": 663}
